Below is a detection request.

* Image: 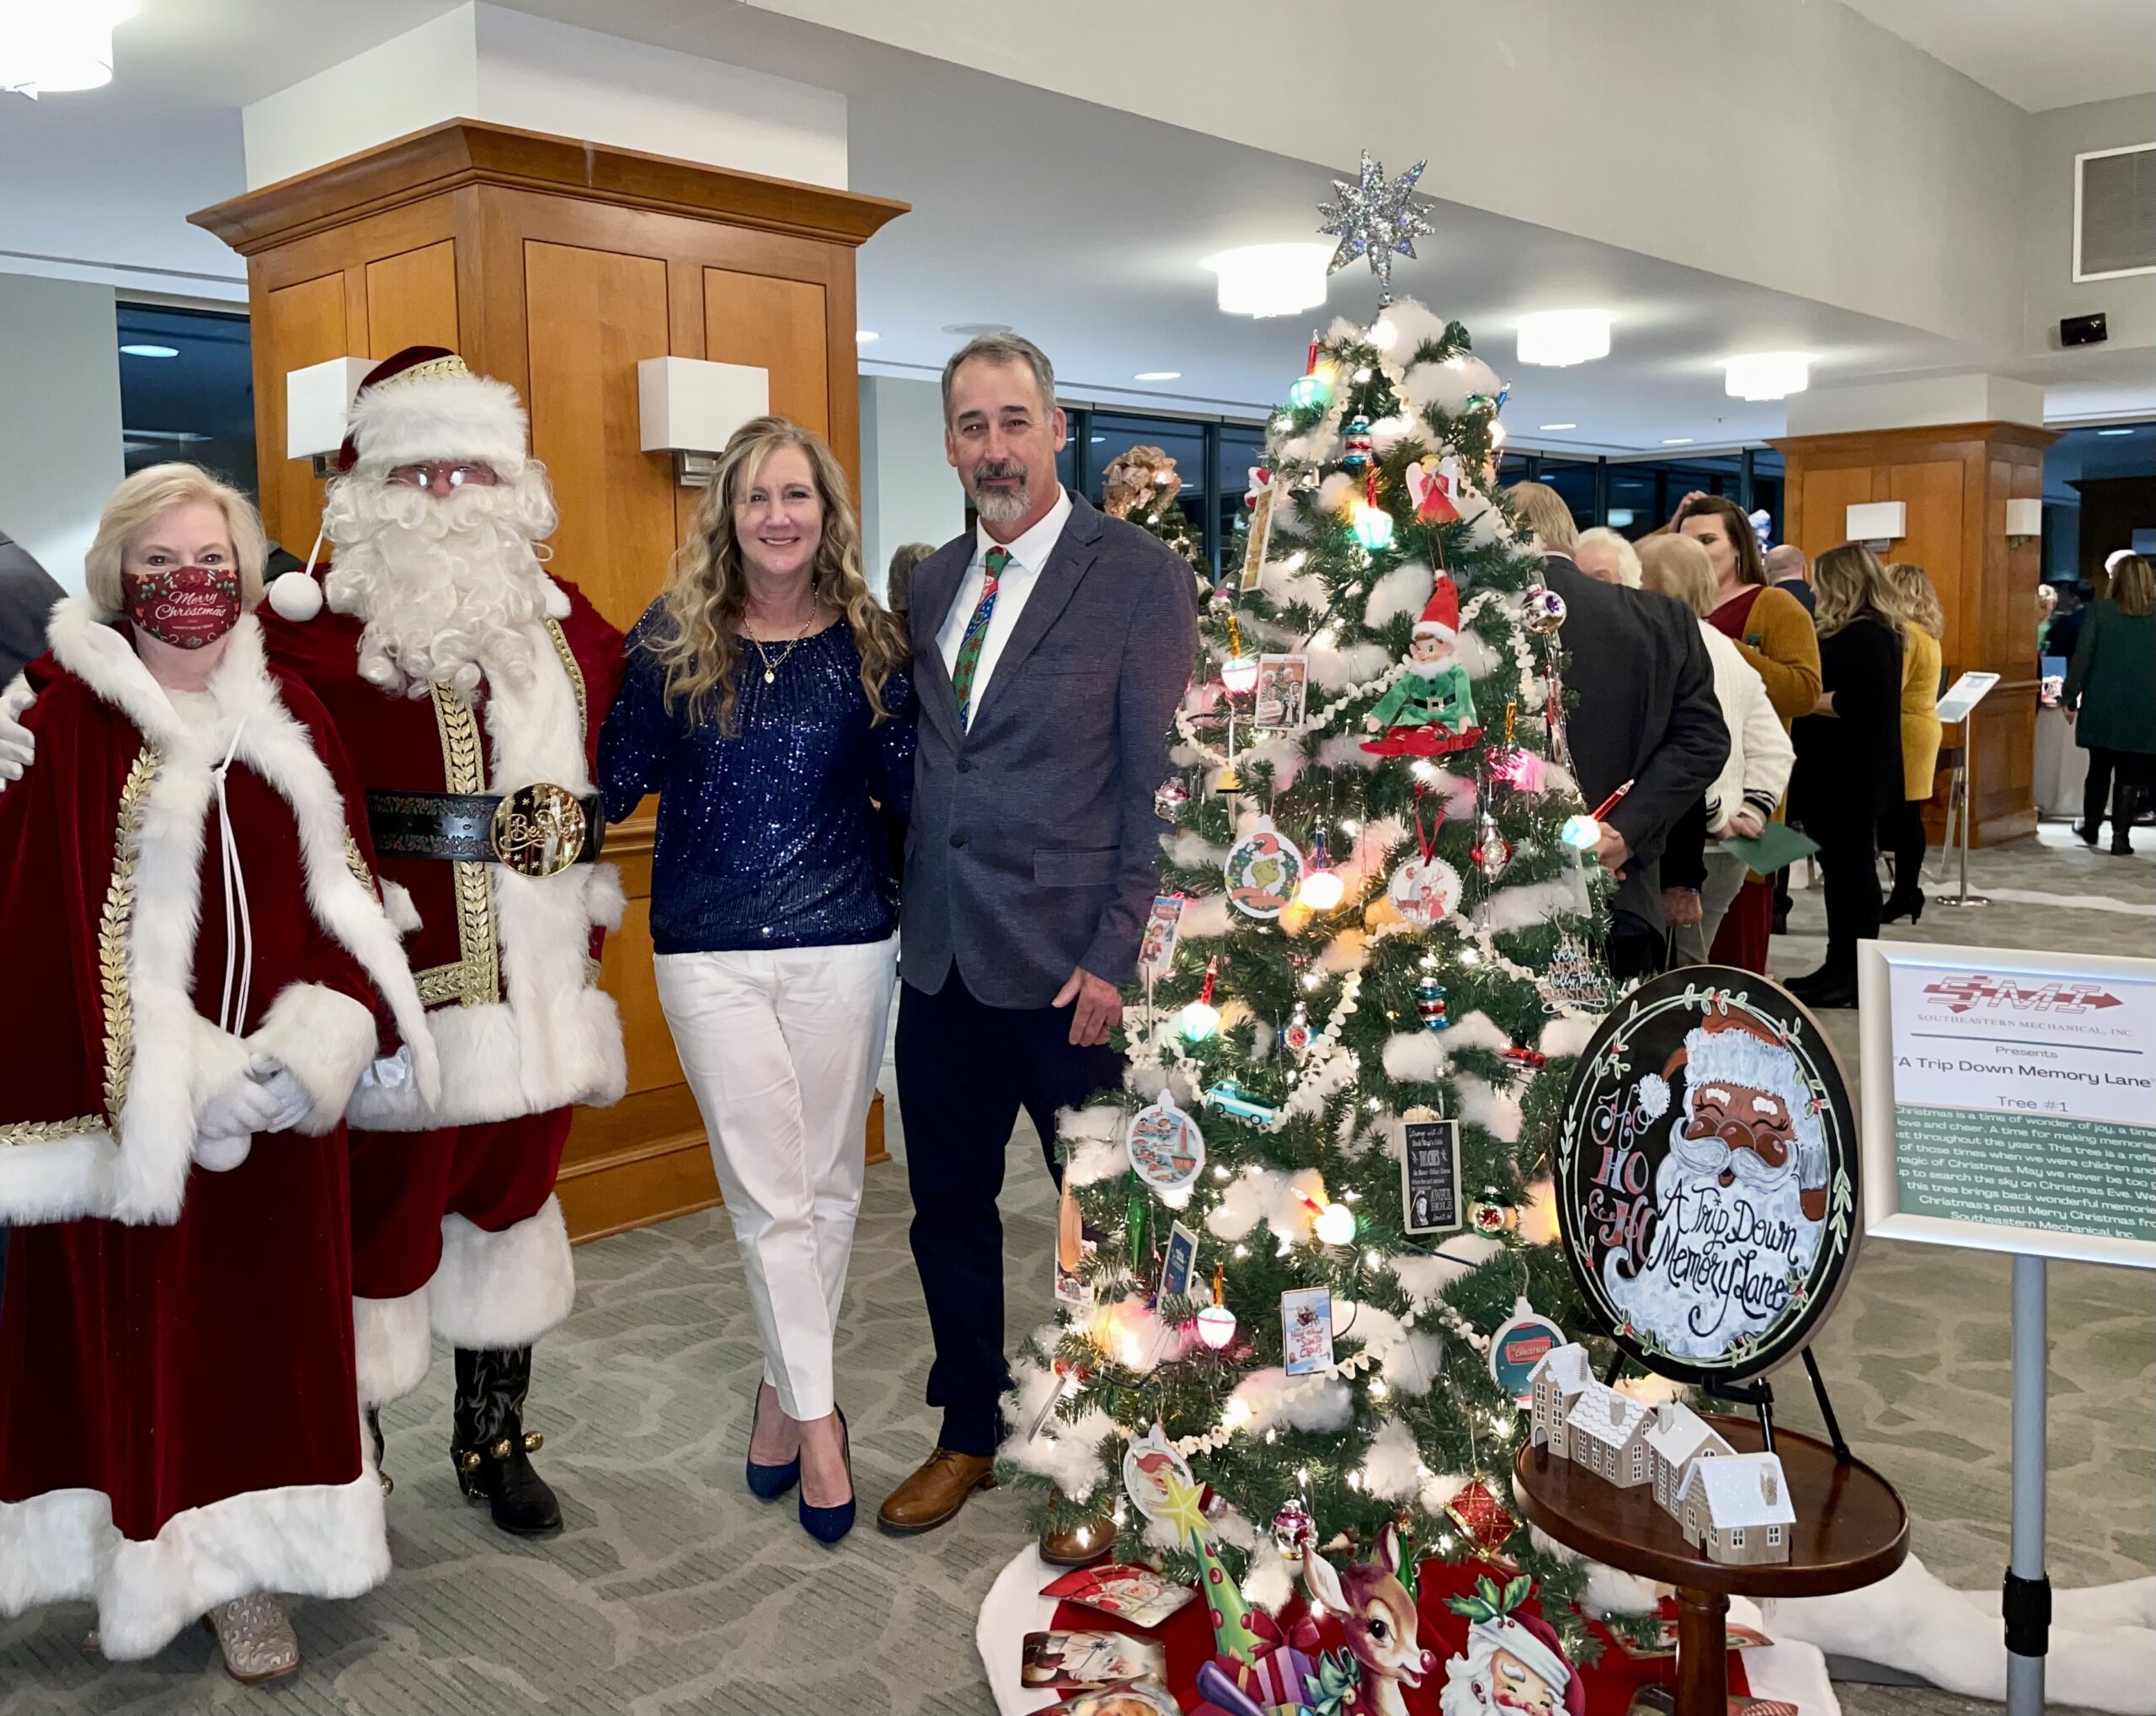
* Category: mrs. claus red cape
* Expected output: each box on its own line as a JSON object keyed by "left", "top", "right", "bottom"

{"left": 0, "top": 597, "right": 436, "bottom": 1660}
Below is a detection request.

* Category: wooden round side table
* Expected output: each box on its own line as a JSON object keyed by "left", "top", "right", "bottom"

{"left": 1514, "top": 1414, "right": 1908, "bottom": 1716}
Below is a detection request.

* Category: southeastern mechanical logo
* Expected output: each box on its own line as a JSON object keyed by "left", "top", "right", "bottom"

{"left": 1923, "top": 975, "right": 2125, "bottom": 1015}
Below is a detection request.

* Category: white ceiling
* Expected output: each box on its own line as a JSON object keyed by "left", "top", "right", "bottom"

{"left": 1841, "top": 0, "right": 2156, "bottom": 111}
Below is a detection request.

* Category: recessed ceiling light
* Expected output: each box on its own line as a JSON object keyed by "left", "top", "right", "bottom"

{"left": 1662, "top": 437, "right": 1695, "bottom": 446}
{"left": 1516, "top": 310, "right": 1612, "bottom": 367}
{"left": 1201, "top": 243, "right": 1333, "bottom": 318}
{"left": 120, "top": 344, "right": 179, "bottom": 358}
{"left": 856, "top": 330, "right": 879, "bottom": 344}
{"left": 1723, "top": 351, "right": 1813, "bottom": 400}
{"left": 941, "top": 322, "right": 1011, "bottom": 338}
{"left": 1538, "top": 422, "right": 1578, "bottom": 432}
{"left": 2096, "top": 426, "right": 2134, "bottom": 436}
{"left": 1134, "top": 371, "right": 1181, "bottom": 382}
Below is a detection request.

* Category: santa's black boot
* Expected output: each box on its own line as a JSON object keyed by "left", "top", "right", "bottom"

{"left": 451, "top": 1345, "right": 563, "bottom": 1537}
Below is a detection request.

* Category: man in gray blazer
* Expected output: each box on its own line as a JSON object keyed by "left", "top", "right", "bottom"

{"left": 878, "top": 334, "right": 1196, "bottom": 1538}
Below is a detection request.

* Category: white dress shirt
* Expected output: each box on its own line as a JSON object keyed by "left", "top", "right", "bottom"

{"left": 936, "top": 485, "right": 1073, "bottom": 729}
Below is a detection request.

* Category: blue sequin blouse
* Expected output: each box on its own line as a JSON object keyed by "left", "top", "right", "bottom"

{"left": 600, "top": 604, "right": 915, "bottom": 955}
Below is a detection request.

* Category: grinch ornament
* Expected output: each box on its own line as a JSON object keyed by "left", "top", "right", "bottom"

{"left": 1224, "top": 819, "right": 1304, "bottom": 919}
{"left": 1361, "top": 574, "right": 1483, "bottom": 757}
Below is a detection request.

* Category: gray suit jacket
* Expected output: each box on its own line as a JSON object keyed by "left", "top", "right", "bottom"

{"left": 902, "top": 489, "right": 1198, "bottom": 1008}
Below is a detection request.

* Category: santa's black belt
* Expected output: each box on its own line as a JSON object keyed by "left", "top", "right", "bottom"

{"left": 367, "top": 786, "right": 605, "bottom": 879}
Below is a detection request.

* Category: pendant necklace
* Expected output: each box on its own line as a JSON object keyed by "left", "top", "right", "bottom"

{"left": 749, "top": 611, "right": 816, "bottom": 684}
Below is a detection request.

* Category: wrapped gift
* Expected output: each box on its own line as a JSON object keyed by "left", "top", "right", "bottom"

{"left": 1228, "top": 1610, "right": 1321, "bottom": 1709}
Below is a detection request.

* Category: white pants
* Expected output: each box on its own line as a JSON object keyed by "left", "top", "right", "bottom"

{"left": 656, "top": 935, "right": 898, "bottom": 1420}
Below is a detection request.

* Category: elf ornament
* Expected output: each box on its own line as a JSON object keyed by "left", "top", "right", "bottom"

{"left": 1361, "top": 574, "right": 1482, "bottom": 757}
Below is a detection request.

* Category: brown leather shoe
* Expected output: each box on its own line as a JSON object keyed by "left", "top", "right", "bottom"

{"left": 878, "top": 1446, "right": 996, "bottom": 1535}
{"left": 1039, "top": 1512, "right": 1116, "bottom": 1567}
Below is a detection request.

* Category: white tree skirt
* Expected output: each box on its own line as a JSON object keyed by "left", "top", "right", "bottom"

{"left": 977, "top": 1546, "right": 1838, "bottom": 1716}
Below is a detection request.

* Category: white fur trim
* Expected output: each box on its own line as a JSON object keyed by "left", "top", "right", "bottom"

{"left": 428, "top": 1196, "right": 576, "bottom": 1349}
{"left": 0, "top": 1469, "right": 387, "bottom": 1661}
{"left": 1365, "top": 561, "right": 1435, "bottom": 628}
{"left": 355, "top": 1288, "right": 433, "bottom": 1406}
{"left": 539, "top": 575, "right": 573, "bottom": 621}
{"left": 1, "top": 603, "right": 435, "bottom": 1224}
{"left": 247, "top": 982, "right": 376, "bottom": 1133}
{"left": 1540, "top": 1014, "right": 1602, "bottom": 1058}
{"left": 380, "top": 879, "right": 421, "bottom": 935}
{"left": 266, "top": 569, "right": 323, "bottom": 622}
{"left": 343, "top": 623, "right": 624, "bottom": 1131}
{"left": 347, "top": 368, "right": 528, "bottom": 474}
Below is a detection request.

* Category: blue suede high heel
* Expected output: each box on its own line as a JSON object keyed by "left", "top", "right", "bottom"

{"left": 798, "top": 1409, "right": 854, "bottom": 1544}
{"left": 744, "top": 1385, "right": 799, "bottom": 1500}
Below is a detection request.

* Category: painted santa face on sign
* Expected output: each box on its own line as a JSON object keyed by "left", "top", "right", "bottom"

{"left": 1490, "top": 1648, "right": 1558, "bottom": 1715}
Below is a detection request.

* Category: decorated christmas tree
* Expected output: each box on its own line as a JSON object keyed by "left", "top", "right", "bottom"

{"left": 1102, "top": 442, "right": 1209, "bottom": 584}
{"left": 1003, "top": 158, "right": 1650, "bottom": 1689}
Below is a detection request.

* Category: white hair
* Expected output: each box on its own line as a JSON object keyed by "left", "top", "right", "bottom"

{"left": 1574, "top": 527, "right": 1641, "bottom": 589}
{"left": 320, "top": 466, "right": 558, "bottom": 700}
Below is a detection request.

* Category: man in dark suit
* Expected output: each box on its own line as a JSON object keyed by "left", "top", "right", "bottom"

{"left": 1529, "top": 511, "right": 1728, "bottom": 981}
{"left": 1764, "top": 543, "right": 1816, "bottom": 615}
{"left": 878, "top": 335, "right": 1197, "bottom": 1539}
{"left": 0, "top": 529, "right": 63, "bottom": 778}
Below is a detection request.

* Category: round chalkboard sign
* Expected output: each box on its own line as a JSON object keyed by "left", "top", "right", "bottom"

{"left": 1556, "top": 967, "right": 1860, "bottom": 1386}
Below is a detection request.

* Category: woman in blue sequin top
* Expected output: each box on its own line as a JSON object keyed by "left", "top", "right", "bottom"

{"left": 599, "top": 417, "right": 913, "bottom": 1545}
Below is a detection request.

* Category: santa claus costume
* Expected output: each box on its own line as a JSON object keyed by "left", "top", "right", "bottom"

{"left": 260, "top": 348, "right": 626, "bottom": 1535}
{"left": 0, "top": 594, "right": 436, "bottom": 1669}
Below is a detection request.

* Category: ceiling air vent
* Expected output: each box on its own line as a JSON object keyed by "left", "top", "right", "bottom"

{"left": 2075, "top": 143, "right": 2155, "bottom": 282}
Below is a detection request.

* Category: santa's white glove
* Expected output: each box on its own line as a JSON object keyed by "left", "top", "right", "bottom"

{"left": 199, "top": 1073, "right": 282, "bottom": 1143}
{"left": 0, "top": 676, "right": 33, "bottom": 784}
{"left": 248, "top": 1056, "right": 315, "bottom": 1133}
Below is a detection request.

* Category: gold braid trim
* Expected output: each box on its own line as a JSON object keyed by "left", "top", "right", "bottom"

{"left": 430, "top": 682, "right": 500, "bottom": 1008}
{"left": 344, "top": 827, "right": 380, "bottom": 898}
{"left": 543, "top": 617, "right": 589, "bottom": 740}
{"left": 99, "top": 746, "right": 157, "bottom": 1131}
{"left": 0, "top": 1115, "right": 104, "bottom": 1147}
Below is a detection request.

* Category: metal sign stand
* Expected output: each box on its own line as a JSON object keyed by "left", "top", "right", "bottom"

{"left": 1934, "top": 751, "right": 1989, "bottom": 909}
{"left": 2005, "top": 1255, "right": 2050, "bottom": 1716}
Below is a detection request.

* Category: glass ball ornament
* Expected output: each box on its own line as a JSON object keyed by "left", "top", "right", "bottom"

{"left": 1154, "top": 778, "right": 1192, "bottom": 821}
{"left": 1351, "top": 503, "right": 1395, "bottom": 552}
{"left": 1288, "top": 372, "right": 1330, "bottom": 411}
{"left": 1196, "top": 1302, "right": 1238, "bottom": 1350}
{"left": 1272, "top": 1500, "right": 1317, "bottom": 1557}
{"left": 1221, "top": 654, "right": 1262, "bottom": 695}
{"left": 1417, "top": 974, "right": 1450, "bottom": 1032}
{"left": 1295, "top": 866, "right": 1345, "bottom": 911}
{"left": 1179, "top": 998, "right": 1221, "bottom": 1040}
{"left": 1313, "top": 1200, "right": 1358, "bottom": 1246}
{"left": 1472, "top": 811, "right": 1513, "bottom": 880}
{"left": 1522, "top": 586, "right": 1567, "bottom": 636}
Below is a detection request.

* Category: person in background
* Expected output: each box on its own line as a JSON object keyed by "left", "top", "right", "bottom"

{"left": 880, "top": 334, "right": 1196, "bottom": 1554}
{"left": 0, "top": 528, "right": 63, "bottom": 689}
{"left": 885, "top": 540, "right": 934, "bottom": 622}
{"left": 1572, "top": 526, "right": 1641, "bottom": 588}
{"left": 1764, "top": 543, "right": 1815, "bottom": 615}
{"left": 1637, "top": 534, "right": 1791, "bottom": 966}
{"left": 2036, "top": 580, "right": 2058, "bottom": 654}
{"left": 1786, "top": 545, "right": 1904, "bottom": 1008}
{"left": 1671, "top": 494, "right": 1821, "bottom": 964}
{"left": 1502, "top": 478, "right": 1579, "bottom": 559}
{"left": 2064, "top": 552, "right": 2156, "bottom": 855}
{"left": 1880, "top": 562, "right": 1945, "bottom": 922}
{"left": 0, "top": 465, "right": 435, "bottom": 1682}
{"left": 601, "top": 418, "right": 911, "bottom": 1545}
{"left": 1507, "top": 481, "right": 1728, "bottom": 982}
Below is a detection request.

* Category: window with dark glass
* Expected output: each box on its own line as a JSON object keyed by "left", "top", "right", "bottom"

{"left": 115, "top": 303, "right": 255, "bottom": 498}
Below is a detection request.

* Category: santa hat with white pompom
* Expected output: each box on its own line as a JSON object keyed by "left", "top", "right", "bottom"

{"left": 1410, "top": 572, "right": 1460, "bottom": 644}
{"left": 1636, "top": 1002, "right": 1813, "bottom": 1139}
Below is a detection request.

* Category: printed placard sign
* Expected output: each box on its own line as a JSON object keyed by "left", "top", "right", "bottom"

{"left": 1400, "top": 1118, "right": 1463, "bottom": 1235}
{"left": 1556, "top": 967, "right": 1860, "bottom": 1385}
{"left": 1280, "top": 1286, "right": 1336, "bottom": 1377}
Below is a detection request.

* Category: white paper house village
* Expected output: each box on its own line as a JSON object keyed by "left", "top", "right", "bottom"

{"left": 1529, "top": 1344, "right": 1737, "bottom": 1508}
{"left": 1678, "top": 1452, "right": 1796, "bottom": 1566}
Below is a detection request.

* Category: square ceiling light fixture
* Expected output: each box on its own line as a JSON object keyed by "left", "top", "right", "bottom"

{"left": 1202, "top": 244, "right": 1333, "bottom": 318}
{"left": 0, "top": 2, "right": 125, "bottom": 96}
{"left": 1725, "top": 352, "right": 1813, "bottom": 400}
{"left": 1515, "top": 309, "right": 1612, "bottom": 367}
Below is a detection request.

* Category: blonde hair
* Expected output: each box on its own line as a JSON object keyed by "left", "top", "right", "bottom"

{"left": 654, "top": 417, "right": 905, "bottom": 734}
{"left": 1574, "top": 527, "right": 1642, "bottom": 589}
{"left": 2111, "top": 553, "right": 2153, "bottom": 618}
{"left": 1501, "top": 480, "right": 1579, "bottom": 553}
{"left": 1636, "top": 533, "right": 1718, "bottom": 617}
{"left": 84, "top": 462, "right": 267, "bottom": 616}
{"left": 1881, "top": 561, "right": 1944, "bottom": 639}
{"left": 1812, "top": 543, "right": 1899, "bottom": 637}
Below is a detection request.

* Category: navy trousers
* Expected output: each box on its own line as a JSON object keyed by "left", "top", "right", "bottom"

{"left": 894, "top": 971, "right": 1123, "bottom": 1457}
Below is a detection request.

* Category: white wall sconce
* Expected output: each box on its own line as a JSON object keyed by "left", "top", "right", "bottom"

{"left": 638, "top": 357, "right": 770, "bottom": 486}
{"left": 2004, "top": 498, "right": 2043, "bottom": 539}
{"left": 1724, "top": 352, "right": 1813, "bottom": 400}
{"left": 286, "top": 356, "right": 374, "bottom": 478}
{"left": 1846, "top": 500, "right": 1906, "bottom": 548}
{"left": 1202, "top": 243, "right": 1333, "bottom": 318}
{"left": 1516, "top": 309, "right": 1612, "bottom": 367}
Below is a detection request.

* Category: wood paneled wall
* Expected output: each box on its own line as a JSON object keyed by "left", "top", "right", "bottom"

{"left": 1772, "top": 422, "right": 2055, "bottom": 847}
{"left": 191, "top": 121, "right": 906, "bottom": 1240}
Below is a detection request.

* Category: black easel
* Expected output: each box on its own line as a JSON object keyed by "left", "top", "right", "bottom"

{"left": 1600, "top": 1340, "right": 1853, "bottom": 1466}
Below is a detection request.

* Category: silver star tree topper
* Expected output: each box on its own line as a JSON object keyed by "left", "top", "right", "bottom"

{"left": 1316, "top": 150, "right": 1433, "bottom": 305}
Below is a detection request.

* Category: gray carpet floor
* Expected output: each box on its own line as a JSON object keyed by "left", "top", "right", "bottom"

{"left": 3, "top": 828, "right": 2150, "bottom": 1714}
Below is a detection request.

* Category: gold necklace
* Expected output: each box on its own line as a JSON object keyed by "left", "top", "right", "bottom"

{"left": 747, "top": 612, "right": 818, "bottom": 684}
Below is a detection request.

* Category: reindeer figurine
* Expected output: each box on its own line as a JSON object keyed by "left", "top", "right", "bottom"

{"left": 1303, "top": 1523, "right": 1437, "bottom": 1716}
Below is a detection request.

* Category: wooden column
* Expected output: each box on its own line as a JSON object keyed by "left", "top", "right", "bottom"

{"left": 191, "top": 120, "right": 908, "bottom": 1242}
{"left": 1772, "top": 421, "right": 2057, "bottom": 847}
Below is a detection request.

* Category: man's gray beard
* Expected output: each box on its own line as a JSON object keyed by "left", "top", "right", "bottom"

{"left": 968, "top": 475, "right": 1032, "bottom": 528}
{"left": 321, "top": 474, "right": 555, "bottom": 700}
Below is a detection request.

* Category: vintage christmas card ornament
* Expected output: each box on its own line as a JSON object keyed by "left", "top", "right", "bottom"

{"left": 1280, "top": 1286, "right": 1337, "bottom": 1377}
{"left": 1439, "top": 1575, "right": 1583, "bottom": 1716}
{"left": 1556, "top": 969, "right": 1860, "bottom": 1385}
{"left": 1388, "top": 789, "right": 1463, "bottom": 928}
{"left": 1399, "top": 1115, "right": 1463, "bottom": 1235}
{"left": 1125, "top": 1093, "right": 1207, "bottom": 1194}
{"left": 1362, "top": 575, "right": 1483, "bottom": 758}
{"left": 1137, "top": 894, "right": 1184, "bottom": 979}
{"left": 1253, "top": 653, "right": 1310, "bottom": 730}
{"left": 1488, "top": 1296, "right": 1567, "bottom": 1403}
{"left": 1224, "top": 819, "right": 1304, "bottom": 919}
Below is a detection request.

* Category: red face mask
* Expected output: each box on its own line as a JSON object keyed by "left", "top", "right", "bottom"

{"left": 123, "top": 564, "right": 242, "bottom": 650}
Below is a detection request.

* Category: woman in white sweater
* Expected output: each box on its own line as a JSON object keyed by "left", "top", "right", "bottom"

{"left": 1638, "top": 534, "right": 1794, "bottom": 965}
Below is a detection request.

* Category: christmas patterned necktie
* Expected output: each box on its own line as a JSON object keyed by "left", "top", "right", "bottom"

{"left": 951, "top": 546, "right": 1009, "bottom": 728}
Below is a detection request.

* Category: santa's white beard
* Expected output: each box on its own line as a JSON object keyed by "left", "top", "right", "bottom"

{"left": 322, "top": 468, "right": 558, "bottom": 700}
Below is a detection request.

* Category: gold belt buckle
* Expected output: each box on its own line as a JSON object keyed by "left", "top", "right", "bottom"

{"left": 491, "top": 783, "right": 586, "bottom": 878}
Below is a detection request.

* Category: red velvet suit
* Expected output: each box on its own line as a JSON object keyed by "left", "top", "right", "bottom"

{"left": 0, "top": 605, "right": 435, "bottom": 1659}
{"left": 257, "top": 571, "right": 626, "bottom": 1402}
